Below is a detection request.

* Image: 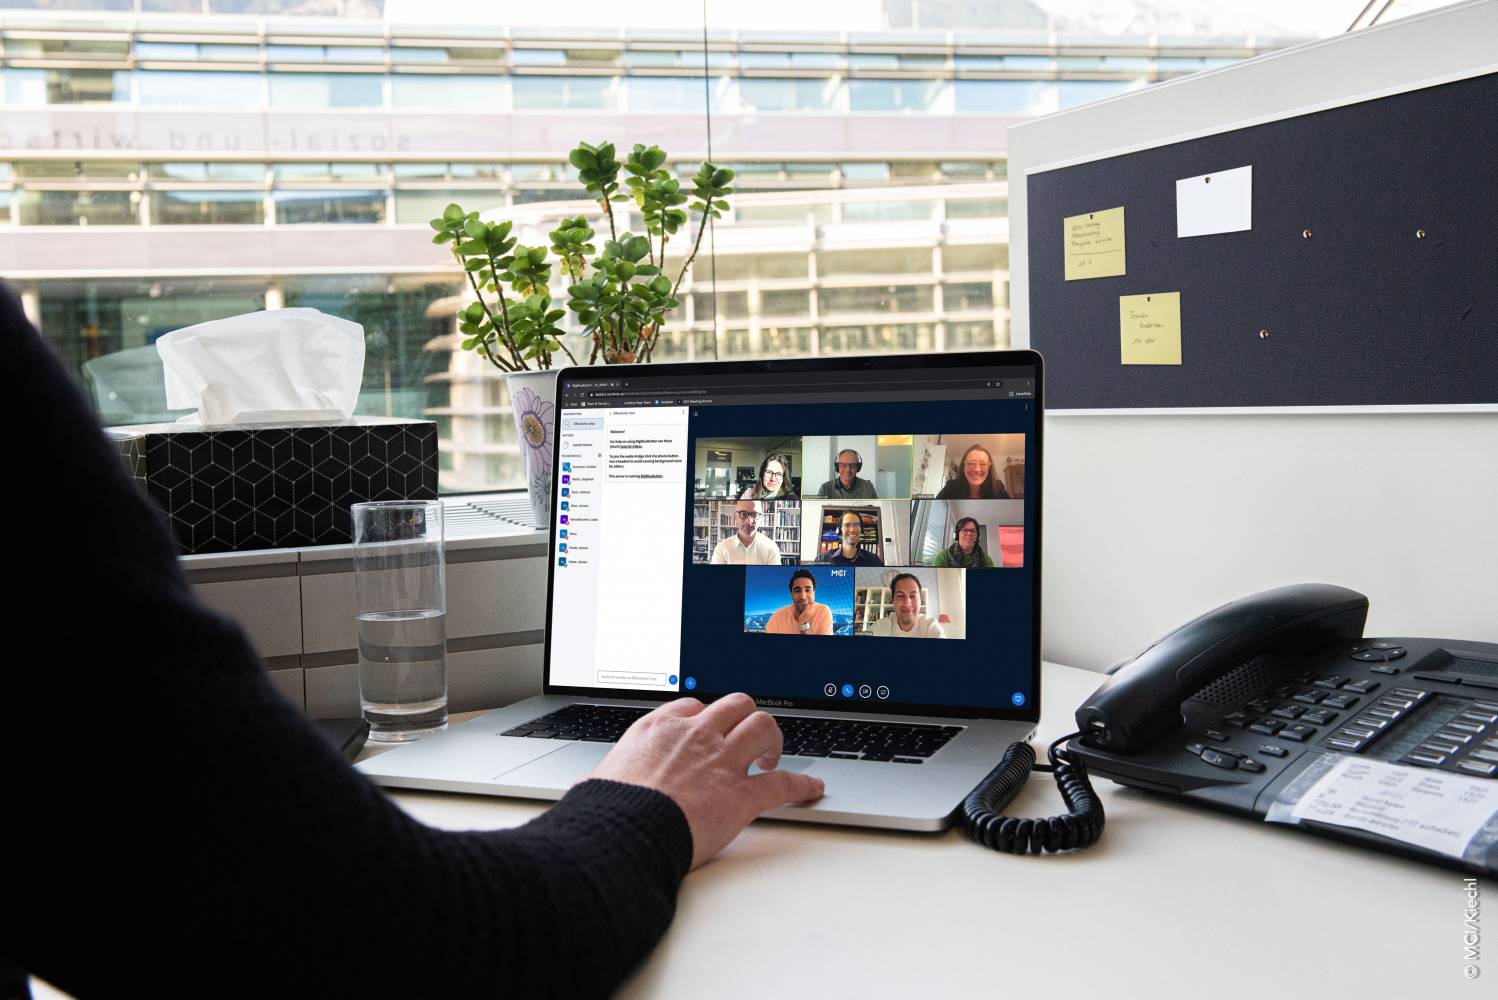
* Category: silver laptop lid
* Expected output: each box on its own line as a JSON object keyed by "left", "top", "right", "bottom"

{"left": 539, "top": 351, "right": 1043, "bottom": 723}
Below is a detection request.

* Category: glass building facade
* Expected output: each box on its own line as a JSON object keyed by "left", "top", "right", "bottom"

{"left": 0, "top": 4, "right": 1296, "bottom": 490}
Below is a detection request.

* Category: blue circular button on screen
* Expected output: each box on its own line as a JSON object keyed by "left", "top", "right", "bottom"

{"left": 841, "top": 684, "right": 855, "bottom": 698}
{"left": 684, "top": 677, "right": 697, "bottom": 691}
{"left": 668, "top": 674, "right": 678, "bottom": 685}
{"left": 1011, "top": 692, "right": 1026, "bottom": 706}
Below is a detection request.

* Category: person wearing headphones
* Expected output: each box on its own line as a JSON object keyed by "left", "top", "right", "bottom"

{"left": 933, "top": 516, "right": 997, "bottom": 568}
{"left": 812, "top": 448, "right": 878, "bottom": 499}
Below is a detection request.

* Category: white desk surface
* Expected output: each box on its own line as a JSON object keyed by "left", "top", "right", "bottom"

{"left": 363, "top": 662, "right": 1477, "bottom": 998}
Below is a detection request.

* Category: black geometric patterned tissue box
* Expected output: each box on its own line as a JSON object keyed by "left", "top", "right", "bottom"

{"left": 108, "top": 418, "right": 438, "bottom": 555}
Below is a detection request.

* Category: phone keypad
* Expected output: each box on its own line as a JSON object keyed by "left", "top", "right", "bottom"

{"left": 1186, "top": 656, "right": 1498, "bottom": 782}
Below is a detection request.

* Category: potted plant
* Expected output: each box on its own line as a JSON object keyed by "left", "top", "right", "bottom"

{"left": 431, "top": 140, "right": 734, "bottom": 523}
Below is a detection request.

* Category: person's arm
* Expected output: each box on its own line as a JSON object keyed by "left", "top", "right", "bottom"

{"left": 0, "top": 286, "right": 819, "bottom": 999}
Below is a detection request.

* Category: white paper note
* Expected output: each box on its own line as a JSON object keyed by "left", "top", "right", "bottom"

{"left": 1176, "top": 164, "right": 1252, "bottom": 238}
{"left": 1287, "top": 756, "right": 1498, "bottom": 860}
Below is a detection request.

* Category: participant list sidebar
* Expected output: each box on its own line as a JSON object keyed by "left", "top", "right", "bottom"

{"left": 550, "top": 406, "right": 689, "bottom": 691}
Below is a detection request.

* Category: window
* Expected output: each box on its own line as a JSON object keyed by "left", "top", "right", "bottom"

{"left": 138, "top": 70, "right": 264, "bottom": 107}
{"left": 152, "top": 191, "right": 265, "bottom": 225}
{"left": 623, "top": 48, "right": 733, "bottom": 69}
{"left": 449, "top": 163, "right": 504, "bottom": 180}
{"left": 20, "top": 190, "right": 139, "bottom": 226}
{"left": 393, "top": 163, "right": 448, "bottom": 180}
{"left": 946, "top": 197, "right": 1007, "bottom": 219}
{"left": 391, "top": 74, "right": 506, "bottom": 108}
{"left": 840, "top": 162, "right": 890, "bottom": 184}
{"left": 818, "top": 247, "right": 931, "bottom": 277}
{"left": 272, "top": 190, "right": 386, "bottom": 224}
{"left": 841, "top": 199, "right": 934, "bottom": 222}
{"left": 820, "top": 322, "right": 935, "bottom": 354}
{"left": 1058, "top": 80, "right": 1142, "bottom": 108}
{"left": 710, "top": 254, "right": 809, "bottom": 281}
{"left": 511, "top": 75, "right": 620, "bottom": 111}
{"left": 396, "top": 189, "right": 504, "bottom": 224}
{"left": 5, "top": 68, "right": 130, "bottom": 105}
{"left": 847, "top": 79, "right": 952, "bottom": 114}
{"left": 273, "top": 163, "right": 384, "bottom": 182}
{"left": 5, "top": 35, "right": 129, "bottom": 58}
{"left": 511, "top": 187, "right": 581, "bottom": 205}
{"left": 268, "top": 73, "right": 383, "bottom": 108}
{"left": 625, "top": 76, "right": 737, "bottom": 114}
{"left": 762, "top": 325, "right": 813, "bottom": 355}
{"left": 820, "top": 285, "right": 934, "bottom": 315}
{"left": 760, "top": 289, "right": 810, "bottom": 316}
{"left": 148, "top": 162, "right": 266, "bottom": 182}
{"left": 281, "top": 274, "right": 455, "bottom": 422}
{"left": 953, "top": 80, "right": 1057, "bottom": 114}
{"left": 943, "top": 282, "right": 995, "bottom": 311}
{"left": 734, "top": 202, "right": 831, "bottom": 224}
{"left": 36, "top": 277, "right": 268, "bottom": 399}
{"left": 690, "top": 290, "right": 749, "bottom": 320}
{"left": 17, "top": 160, "right": 138, "bottom": 180}
{"left": 738, "top": 78, "right": 844, "bottom": 113}
{"left": 943, "top": 244, "right": 1008, "bottom": 273}
{"left": 947, "top": 320, "right": 1002, "bottom": 351}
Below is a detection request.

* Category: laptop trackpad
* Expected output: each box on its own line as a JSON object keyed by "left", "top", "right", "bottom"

{"left": 503, "top": 740, "right": 614, "bottom": 788}
{"left": 357, "top": 731, "right": 562, "bottom": 783}
{"left": 499, "top": 744, "right": 817, "bottom": 790}
{"left": 750, "top": 758, "right": 814, "bottom": 776}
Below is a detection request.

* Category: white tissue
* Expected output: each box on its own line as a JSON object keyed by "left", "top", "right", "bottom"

{"left": 157, "top": 308, "right": 366, "bottom": 426}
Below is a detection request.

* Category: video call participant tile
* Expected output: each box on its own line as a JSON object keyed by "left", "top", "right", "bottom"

{"left": 742, "top": 565, "right": 855, "bottom": 637}
{"left": 911, "top": 433, "right": 1025, "bottom": 500}
{"left": 800, "top": 500, "right": 911, "bottom": 567}
{"left": 909, "top": 499, "right": 1023, "bottom": 568}
{"left": 694, "top": 437, "right": 803, "bottom": 500}
{"left": 853, "top": 567, "right": 967, "bottom": 639}
{"left": 799, "top": 435, "right": 918, "bottom": 500}
{"left": 695, "top": 500, "right": 801, "bottom": 565}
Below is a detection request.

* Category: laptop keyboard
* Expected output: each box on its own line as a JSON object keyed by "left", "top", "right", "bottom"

{"left": 501, "top": 704, "right": 962, "bottom": 764}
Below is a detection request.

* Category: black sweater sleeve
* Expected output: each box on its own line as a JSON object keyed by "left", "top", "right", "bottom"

{"left": 0, "top": 285, "right": 692, "bottom": 999}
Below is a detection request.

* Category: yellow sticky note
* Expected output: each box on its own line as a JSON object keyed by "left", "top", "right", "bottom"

{"left": 1119, "top": 292, "right": 1182, "bottom": 366}
{"left": 1064, "top": 206, "right": 1126, "bottom": 280}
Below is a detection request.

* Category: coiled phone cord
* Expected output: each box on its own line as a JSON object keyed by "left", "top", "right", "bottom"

{"left": 960, "top": 731, "right": 1105, "bottom": 854}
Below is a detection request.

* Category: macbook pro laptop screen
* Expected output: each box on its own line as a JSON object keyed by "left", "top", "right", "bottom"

{"left": 543, "top": 353, "right": 1041, "bottom": 720}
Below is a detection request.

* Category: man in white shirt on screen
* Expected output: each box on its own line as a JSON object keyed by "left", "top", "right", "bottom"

{"left": 710, "top": 500, "right": 784, "bottom": 565}
{"left": 869, "top": 573, "right": 945, "bottom": 638}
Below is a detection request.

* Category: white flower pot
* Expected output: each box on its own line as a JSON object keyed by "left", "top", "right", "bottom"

{"left": 505, "top": 369, "right": 559, "bottom": 529}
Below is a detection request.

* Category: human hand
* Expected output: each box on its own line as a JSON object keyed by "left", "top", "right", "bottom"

{"left": 588, "top": 693, "right": 825, "bottom": 868}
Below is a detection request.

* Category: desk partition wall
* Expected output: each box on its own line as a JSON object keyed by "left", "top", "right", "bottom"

{"left": 184, "top": 495, "right": 548, "bottom": 716}
{"left": 1008, "top": 0, "right": 1498, "bottom": 670}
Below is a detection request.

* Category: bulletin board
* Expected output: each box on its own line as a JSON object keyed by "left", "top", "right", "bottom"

{"left": 1025, "top": 68, "right": 1498, "bottom": 412}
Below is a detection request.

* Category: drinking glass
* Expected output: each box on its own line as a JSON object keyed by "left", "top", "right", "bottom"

{"left": 351, "top": 500, "right": 448, "bottom": 742}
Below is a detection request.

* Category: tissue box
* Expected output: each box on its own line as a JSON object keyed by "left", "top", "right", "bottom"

{"left": 109, "top": 418, "right": 439, "bottom": 555}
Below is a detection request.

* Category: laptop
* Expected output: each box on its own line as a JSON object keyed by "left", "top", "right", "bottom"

{"left": 358, "top": 350, "right": 1044, "bottom": 831}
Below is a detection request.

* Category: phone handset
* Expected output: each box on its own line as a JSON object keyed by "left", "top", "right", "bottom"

{"left": 1075, "top": 584, "right": 1369, "bottom": 755}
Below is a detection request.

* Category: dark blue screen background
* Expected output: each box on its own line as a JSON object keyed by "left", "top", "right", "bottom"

{"left": 678, "top": 397, "right": 1038, "bottom": 716}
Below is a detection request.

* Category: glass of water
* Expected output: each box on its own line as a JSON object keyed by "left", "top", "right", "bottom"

{"left": 352, "top": 500, "right": 448, "bottom": 742}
